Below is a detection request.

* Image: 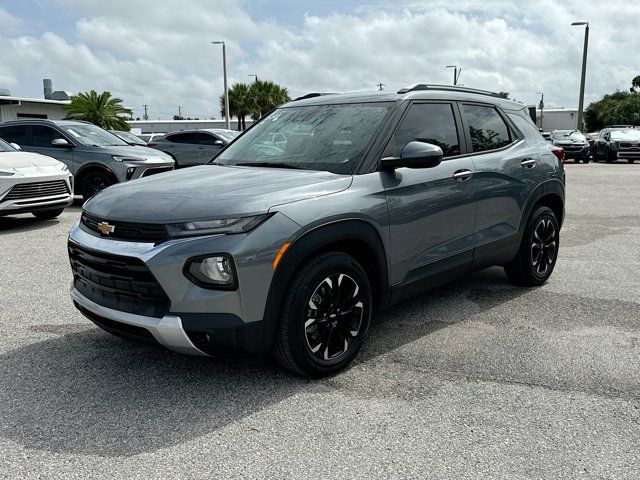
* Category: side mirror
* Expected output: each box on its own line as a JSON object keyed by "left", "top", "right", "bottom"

{"left": 381, "top": 141, "right": 443, "bottom": 170}
{"left": 214, "top": 139, "right": 225, "bottom": 146}
{"left": 52, "top": 138, "right": 72, "bottom": 148}
{"left": 9, "top": 142, "right": 21, "bottom": 151}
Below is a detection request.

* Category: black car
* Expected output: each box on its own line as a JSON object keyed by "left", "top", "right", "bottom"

{"left": 594, "top": 127, "right": 640, "bottom": 163}
{"left": 550, "top": 130, "right": 590, "bottom": 163}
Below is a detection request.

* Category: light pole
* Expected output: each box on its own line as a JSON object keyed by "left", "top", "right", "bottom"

{"left": 536, "top": 91, "right": 544, "bottom": 131}
{"left": 249, "top": 74, "right": 258, "bottom": 83}
{"left": 446, "top": 65, "right": 462, "bottom": 85}
{"left": 571, "top": 21, "right": 589, "bottom": 131}
{"left": 212, "top": 41, "right": 230, "bottom": 130}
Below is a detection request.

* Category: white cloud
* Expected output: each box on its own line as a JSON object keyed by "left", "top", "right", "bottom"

{"left": 0, "top": 0, "right": 638, "bottom": 119}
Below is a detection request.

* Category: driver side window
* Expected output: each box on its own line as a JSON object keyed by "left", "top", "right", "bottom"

{"left": 391, "top": 103, "right": 461, "bottom": 157}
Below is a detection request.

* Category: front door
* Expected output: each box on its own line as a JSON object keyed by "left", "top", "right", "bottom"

{"left": 383, "top": 102, "right": 477, "bottom": 288}
{"left": 26, "top": 125, "right": 75, "bottom": 173}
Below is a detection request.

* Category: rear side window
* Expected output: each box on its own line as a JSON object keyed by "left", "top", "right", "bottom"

{"left": 197, "top": 133, "right": 223, "bottom": 145}
{"left": 0, "top": 125, "right": 28, "bottom": 146}
{"left": 32, "top": 126, "right": 61, "bottom": 147}
{"left": 391, "top": 103, "right": 461, "bottom": 157}
{"left": 508, "top": 113, "right": 544, "bottom": 143}
{"left": 462, "top": 104, "right": 512, "bottom": 152}
{"left": 167, "top": 132, "right": 198, "bottom": 144}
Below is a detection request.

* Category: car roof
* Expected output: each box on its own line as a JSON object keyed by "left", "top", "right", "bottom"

{"left": 0, "top": 119, "right": 92, "bottom": 127}
{"left": 283, "top": 84, "right": 525, "bottom": 111}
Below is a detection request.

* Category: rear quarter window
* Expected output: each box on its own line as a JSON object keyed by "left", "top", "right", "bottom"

{"left": 462, "top": 104, "right": 512, "bottom": 152}
{"left": 508, "top": 112, "right": 545, "bottom": 143}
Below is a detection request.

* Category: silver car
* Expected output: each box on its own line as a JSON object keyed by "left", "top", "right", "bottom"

{"left": 149, "top": 129, "right": 239, "bottom": 167}
{"left": 0, "top": 120, "right": 175, "bottom": 200}
{"left": 68, "top": 85, "right": 565, "bottom": 377}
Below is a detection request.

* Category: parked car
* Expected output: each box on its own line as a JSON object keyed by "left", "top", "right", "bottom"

{"left": 0, "top": 120, "right": 175, "bottom": 200}
{"left": 0, "top": 137, "right": 73, "bottom": 219}
{"left": 550, "top": 130, "right": 590, "bottom": 163}
{"left": 109, "top": 130, "right": 147, "bottom": 146}
{"left": 593, "top": 126, "right": 640, "bottom": 163}
{"left": 68, "top": 84, "right": 565, "bottom": 377}
{"left": 149, "top": 128, "right": 240, "bottom": 167}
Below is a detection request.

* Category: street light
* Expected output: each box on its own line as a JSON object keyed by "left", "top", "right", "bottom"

{"left": 571, "top": 21, "right": 589, "bottom": 131}
{"left": 446, "top": 65, "right": 462, "bottom": 85}
{"left": 536, "top": 91, "right": 544, "bottom": 130}
{"left": 212, "top": 41, "right": 230, "bottom": 130}
{"left": 249, "top": 74, "right": 258, "bottom": 83}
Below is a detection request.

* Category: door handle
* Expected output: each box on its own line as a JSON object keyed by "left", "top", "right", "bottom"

{"left": 521, "top": 158, "right": 537, "bottom": 168}
{"left": 452, "top": 169, "right": 473, "bottom": 182}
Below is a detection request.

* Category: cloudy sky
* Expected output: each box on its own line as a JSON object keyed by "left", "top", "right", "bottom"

{"left": 0, "top": 0, "right": 637, "bottom": 120}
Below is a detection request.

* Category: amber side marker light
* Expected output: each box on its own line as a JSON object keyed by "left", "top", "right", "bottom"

{"left": 273, "top": 242, "right": 291, "bottom": 270}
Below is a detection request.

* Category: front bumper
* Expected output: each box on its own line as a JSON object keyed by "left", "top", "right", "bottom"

{"left": 0, "top": 173, "right": 73, "bottom": 214}
{"left": 68, "top": 212, "right": 300, "bottom": 356}
{"left": 559, "top": 146, "right": 590, "bottom": 160}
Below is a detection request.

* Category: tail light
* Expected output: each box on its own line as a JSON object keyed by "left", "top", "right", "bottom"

{"left": 550, "top": 146, "right": 565, "bottom": 163}
{"left": 147, "top": 142, "right": 156, "bottom": 147}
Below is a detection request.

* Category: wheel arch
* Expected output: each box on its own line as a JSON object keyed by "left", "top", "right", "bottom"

{"left": 260, "top": 219, "right": 390, "bottom": 352}
{"left": 519, "top": 179, "right": 565, "bottom": 234}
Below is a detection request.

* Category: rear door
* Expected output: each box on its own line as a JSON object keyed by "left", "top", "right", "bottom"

{"left": 460, "top": 104, "right": 544, "bottom": 262}
{"left": 383, "top": 101, "right": 477, "bottom": 287}
{"left": 163, "top": 132, "right": 200, "bottom": 166}
{"left": 196, "top": 132, "right": 225, "bottom": 164}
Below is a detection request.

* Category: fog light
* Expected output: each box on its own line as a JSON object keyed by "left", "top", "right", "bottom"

{"left": 126, "top": 167, "right": 136, "bottom": 180}
{"left": 184, "top": 254, "right": 237, "bottom": 290}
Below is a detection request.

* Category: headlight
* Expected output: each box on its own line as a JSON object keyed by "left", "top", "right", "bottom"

{"left": 166, "top": 213, "right": 271, "bottom": 238}
{"left": 112, "top": 155, "right": 147, "bottom": 162}
{"left": 57, "top": 162, "right": 69, "bottom": 172}
{"left": 184, "top": 254, "right": 237, "bottom": 289}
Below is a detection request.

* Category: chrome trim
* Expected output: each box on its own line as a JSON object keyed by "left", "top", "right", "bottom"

{"left": 70, "top": 286, "right": 206, "bottom": 356}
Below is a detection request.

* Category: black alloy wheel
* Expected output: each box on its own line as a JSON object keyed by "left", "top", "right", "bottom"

{"left": 530, "top": 218, "right": 557, "bottom": 278}
{"left": 304, "top": 273, "right": 364, "bottom": 361}
{"left": 81, "top": 171, "right": 115, "bottom": 200}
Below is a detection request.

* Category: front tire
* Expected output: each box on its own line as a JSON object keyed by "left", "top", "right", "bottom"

{"left": 81, "top": 170, "right": 115, "bottom": 200}
{"left": 504, "top": 206, "right": 559, "bottom": 286}
{"left": 31, "top": 208, "right": 64, "bottom": 220}
{"left": 273, "top": 252, "right": 372, "bottom": 378}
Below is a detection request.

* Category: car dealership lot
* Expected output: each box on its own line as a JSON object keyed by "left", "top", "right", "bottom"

{"left": 1, "top": 163, "right": 638, "bottom": 479}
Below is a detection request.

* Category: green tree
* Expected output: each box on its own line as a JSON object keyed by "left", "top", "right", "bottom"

{"left": 220, "top": 82, "right": 253, "bottom": 131}
{"left": 584, "top": 88, "right": 640, "bottom": 131}
{"left": 497, "top": 91, "right": 510, "bottom": 99}
{"left": 248, "top": 80, "right": 290, "bottom": 120}
{"left": 632, "top": 75, "right": 640, "bottom": 93}
{"left": 63, "top": 90, "right": 132, "bottom": 130}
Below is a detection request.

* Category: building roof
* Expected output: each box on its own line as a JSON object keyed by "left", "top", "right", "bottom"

{"left": 0, "top": 95, "right": 70, "bottom": 106}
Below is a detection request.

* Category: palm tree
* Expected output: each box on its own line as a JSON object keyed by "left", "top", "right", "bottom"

{"left": 220, "top": 82, "right": 252, "bottom": 130}
{"left": 248, "top": 80, "right": 290, "bottom": 120}
{"left": 63, "top": 90, "right": 132, "bottom": 130}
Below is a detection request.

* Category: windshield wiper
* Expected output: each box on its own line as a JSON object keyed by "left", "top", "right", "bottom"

{"left": 236, "top": 162, "right": 307, "bottom": 170}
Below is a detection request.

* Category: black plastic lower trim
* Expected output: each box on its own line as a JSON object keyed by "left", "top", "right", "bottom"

{"left": 75, "top": 301, "right": 158, "bottom": 344}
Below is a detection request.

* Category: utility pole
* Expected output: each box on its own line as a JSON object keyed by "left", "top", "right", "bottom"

{"left": 142, "top": 104, "right": 149, "bottom": 121}
{"left": 178, "top": 106, "right": 182, "bottom": 118}
{"left": 572, "top": 21, "right": 589, "bottom": 131}
{"left": 212, "top": 41, "right": 230, "bottom": 130}
{"left": 536, "top": 92, "right": 544, "bottom": 130}
{"left": 377, "top": 82, "right": 385, "bottom": 91}
{"left": 249, "top": 74, "right": 258, "bottom": 83}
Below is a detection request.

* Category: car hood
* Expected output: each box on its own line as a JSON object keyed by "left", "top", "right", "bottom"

{"left": 84, "top": 165, "right": 352, "bottom": 223}
{"left": 0, "top": 151, "right": 64, "bottom": 170}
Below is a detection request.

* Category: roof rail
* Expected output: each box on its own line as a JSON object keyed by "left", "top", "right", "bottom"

{"left": 397, "top": 83, "right": 504, "bottom": 98}
{"left": 292, "top": 92, "right": 338, "bottom": 101}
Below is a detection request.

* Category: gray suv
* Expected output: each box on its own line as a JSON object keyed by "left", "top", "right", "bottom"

{"left": 149, "top": 129, "right": 239, "bottom": 167}
{"left": 0, "top": 119, "right": 175, "bottom": 199}
{"left": 68, "top": 85, "right": 565, "bottom": 377}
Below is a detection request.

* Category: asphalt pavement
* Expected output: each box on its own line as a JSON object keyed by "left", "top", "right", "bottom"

{"left": 1, "top": 163, "right": 638, "bottom": 479}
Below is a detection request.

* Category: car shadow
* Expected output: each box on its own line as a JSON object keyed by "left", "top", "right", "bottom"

{"left": 0, "top": 267, "right": 529, "bottom": 458}
{"left": 0, "top": 204, "right": 82, "bottom": 235}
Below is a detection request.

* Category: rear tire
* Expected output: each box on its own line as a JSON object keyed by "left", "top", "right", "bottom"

{"left": 504, "top": 206, "right": 559, "bottom": 287}
{"left": 273, "top": 252, "right": 372, "bottom": 378}
{"left": 31, "top": 208, "right": 64, "bottom": 220}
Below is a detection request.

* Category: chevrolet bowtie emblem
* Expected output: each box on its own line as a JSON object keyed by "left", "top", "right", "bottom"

{"left": 97, "top": 222, "right": 115, "bottom": 235}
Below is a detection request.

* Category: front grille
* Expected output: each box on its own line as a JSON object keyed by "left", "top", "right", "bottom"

{"left": 81, "top": 212, "right": 169, "bottom": 244}
{"left": 69, "top": 242, "right": 170, "bottom": 318}
{"left": 4, "top": 180, "right": 69, "bottom": 201}
{"left": 141, "top": 166, "right": 173, "bottom": 177}
{"left": 619, "top": 142, "right": 640, "bottom": 149}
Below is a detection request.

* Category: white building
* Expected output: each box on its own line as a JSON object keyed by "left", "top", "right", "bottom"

{"left": 126, "top": 119, "right": 246, "bottom": 134}
{"left": 0, "top": 95, "right": 70, "bottom": 122}
{"left": 535, "top": 108, "right": 580, "bottom": 132}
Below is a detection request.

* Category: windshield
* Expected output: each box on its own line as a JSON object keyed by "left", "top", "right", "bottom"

{"left": 214, "top": 103, "right": 393, "bottom": 174}
{"left": 553, "top": 130, "right": 585, "bottom": 142}
{"left": 610, "top": 129, "right": 640, "bottom": 141}
{"left": 214, "top": 130, "right": 240, "bottom": 142}
{"left": 0, "top": 138, "right": 17, "bottom": 152}
{"left": 61, "top": 124, "right": 129, "bottom": 147}
{"left": 114, "top": 130, "right": 146, "bottom": 145}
